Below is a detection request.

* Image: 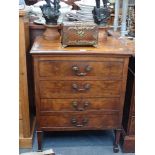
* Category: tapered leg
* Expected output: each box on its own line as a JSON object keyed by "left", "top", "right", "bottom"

{"left": 37, "top": 130, "right": 43, "bottom": 151}
{"left": 113, "top": 129, "right": 121, "bottom": 153}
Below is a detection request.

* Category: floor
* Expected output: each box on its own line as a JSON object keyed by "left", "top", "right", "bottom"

{"left": 20, "top": 130, "right": 135, "bottom": 155}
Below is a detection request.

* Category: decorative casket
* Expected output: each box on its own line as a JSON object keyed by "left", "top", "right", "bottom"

{"left": 61, "top": 22, "right": 98, "bottom": 47}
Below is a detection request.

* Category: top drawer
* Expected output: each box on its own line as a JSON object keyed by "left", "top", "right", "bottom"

{"left": 38, "top": 58, "right": 124, "bottom": 80}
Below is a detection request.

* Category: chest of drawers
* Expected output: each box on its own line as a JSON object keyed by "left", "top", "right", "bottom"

{"left": 31, "top": 36, "right": 133, "bottom": 152}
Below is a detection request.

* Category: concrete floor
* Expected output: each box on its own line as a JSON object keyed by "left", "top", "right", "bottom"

{"left": 20, "top": 130, "right": 135, "bottom": 155}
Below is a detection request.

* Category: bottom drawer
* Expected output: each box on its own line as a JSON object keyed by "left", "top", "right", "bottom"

{"left": 39, "top": 113, "right": 119, "bottom": 130}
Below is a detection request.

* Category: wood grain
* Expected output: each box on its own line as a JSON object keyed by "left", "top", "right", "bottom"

{"left": 40, "top": 98, "right": 120, "bottom": 112}
{"left": 30, "top": 36, "right": 134, "bottom": 55}
{"left": 31, "top": 35, "right": 133, "bottom": 151}
{"left": 19, "top": 10, "right": 31, "bottom": 137}
{"left": 19, "top": 9, "right": 35, "bottom": 148}
{"left": 40, "top": 112, "right": 119, "bottom": 130}
{"left": 19, "top": 117, "right": 36, "bottom": 148}
{"left": 121, "top": 58, "right": 135, "bottom": 153}
{"left": 39, "top": 80, "right": 121, "bottom": 98}
{"left": 38, "top": 59, "right": 124, "bottom": 80}
{"left": 122, "top": 135, "right": 135, "bottom": 153}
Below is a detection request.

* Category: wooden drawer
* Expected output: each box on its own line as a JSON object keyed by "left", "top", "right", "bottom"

{"left": 128, "top": 116, "right": 135, "bottom": 135}
{"left": 38, "top": 60, "right": 123, "bottom": 80}
{"left": 40, "top": 112, "right": 119, "bottom": 130}
{"left": 40, "top": 98, "right": 120, "bottom": 112}
{"left": 39, "top": 80, "right": 121, "bottom": 98}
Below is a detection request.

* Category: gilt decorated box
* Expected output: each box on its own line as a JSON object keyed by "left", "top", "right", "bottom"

{"left": 61, "top": 22, "right": 98, "bottom": 47}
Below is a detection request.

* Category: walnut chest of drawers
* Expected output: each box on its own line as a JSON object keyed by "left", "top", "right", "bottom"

{"left": 30, "top": 36, "right": 133, "bottom": 152}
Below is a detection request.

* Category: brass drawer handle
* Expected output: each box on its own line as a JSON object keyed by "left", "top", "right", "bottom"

{"left": 72, "top": 101, "right": 90, "bottom": 111}
{"left": 72, "top": 65, "right": 92, "bottom": 76}
{"left": 71, "top": 118, "right": 89, "bottom": 127}
{"left": 72, "top": 83, "right": 91, "bottom": 92}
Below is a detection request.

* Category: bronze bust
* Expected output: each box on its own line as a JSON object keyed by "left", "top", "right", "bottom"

{"left": 93, "top": 0, "right": 110, "bottom": 25}
{"left": 40, "top": 0, "right": 60, "bottom": 25}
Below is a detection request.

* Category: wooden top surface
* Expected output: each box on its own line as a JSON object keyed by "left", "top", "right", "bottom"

{"left": 30, "top": 36, "right": 134, "bottom": 56}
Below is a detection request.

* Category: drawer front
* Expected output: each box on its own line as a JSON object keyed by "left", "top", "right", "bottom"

{"left": 40, "top": 98, "right": 120, "bottom": 112}
{"left": 39, "top": 80, "right": 121, "bottom": 98}
{"left": 128, "top": 116, "right": 135, "bottom": 135}
{"left": 38, "top": 60, "right": 123, "bottom": 80}
{"left": 40, "top": 113, "right": 119, "bottom": 129}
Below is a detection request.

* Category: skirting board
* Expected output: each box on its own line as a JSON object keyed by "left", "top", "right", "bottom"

{"left": 19, "top": 117, "right": 36, "bottom": 148}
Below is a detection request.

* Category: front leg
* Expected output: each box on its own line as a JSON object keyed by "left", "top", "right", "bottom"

{"left": 113, "top": 129, "right": 121, "bottom": 153}
{"left": 37, "top": 130, "right": 43, "bottom": 152}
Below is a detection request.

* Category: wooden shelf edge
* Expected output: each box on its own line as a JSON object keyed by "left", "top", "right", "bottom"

{"left": 19, "top": 117, "right": 36, "bottom": 148}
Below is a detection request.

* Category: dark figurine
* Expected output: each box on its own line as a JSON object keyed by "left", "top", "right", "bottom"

{"left": 92, "top": 0, "right": 110, "bottom": 25}
{"left": 40, "top": 0, "right": 60, "bottom": 25}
